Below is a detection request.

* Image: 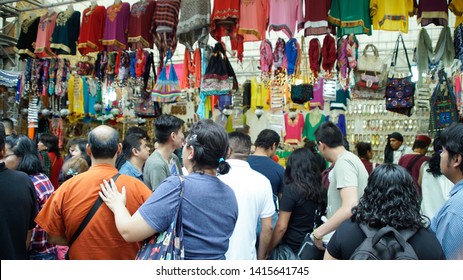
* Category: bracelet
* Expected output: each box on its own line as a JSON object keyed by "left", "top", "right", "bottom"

{"left": 313, "top": 231, "right": 323, "bottom": 241}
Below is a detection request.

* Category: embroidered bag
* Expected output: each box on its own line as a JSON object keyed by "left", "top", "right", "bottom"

{"left": 201, "top": 42, "right": 237, "bottom": 96}
{"left": 135, "top": 89, "right": 162, "bottom": 118}
{"left": 152, "top": 50, "right": 182, "bottom": 103}
{"left": 385, "top": 34, "right": 415, "bottom": 117}
{"left": 429, "top": 69, "right": 459, "bottom": 134}
{"left": 135, "top": 176, "right": 185, "bottom": 260}
{"left": 291, "top": 37, "right": 313, "bottom": 104}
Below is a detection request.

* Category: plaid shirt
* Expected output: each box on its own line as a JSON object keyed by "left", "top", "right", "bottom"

{"left": 29, "top": 173, "right": 57, "bottom": 256}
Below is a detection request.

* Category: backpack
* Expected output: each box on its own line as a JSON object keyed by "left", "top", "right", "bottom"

{"left": 350, "top": 224, "right": 418, "bottom": 260}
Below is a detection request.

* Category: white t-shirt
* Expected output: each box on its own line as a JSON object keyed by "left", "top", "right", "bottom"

{"left": 420, "top": 162, "right": 453, "bottom": 220}
{"left": 219, "top": 159, "right": 275, "bottom": 260}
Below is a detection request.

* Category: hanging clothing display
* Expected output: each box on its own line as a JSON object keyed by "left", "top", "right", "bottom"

{"left": 321, "top": 34, "right": 336, "bottom": 75}
{"left": 177, "top": 0, "right": 211, "bottom": 51}
{"left": 416, "top": 0, "right": 449, "bottom": 27}
{"left": 302, "top": 0, "right": 332, "bottom": 36}
{"left": 328, "top": 0, "right": 371, "bottom": 36}
{"left": 283, "top": 112, "right": 304, "bottom": 144}
{"left": 268, "top": 0, "right": 304, "bottom": 38}
{"left": 15, "top": 16, "right": 40, "bottom": 58}
{"left": 210, "top": 0, "right": 243, "bottom": 61}
{"left": 238, "top": 0, "right": 269, "bottom": 42}
{"left": 250, "top": 78, "right": 270, "bottom": 110}
{"left": 78, "top": 5, "right": 106, "bottom": 55}
{"left": 303, "top": 109, "right": 325, "bottom": 141}
{"left": 151, "top": 0, "right": 181, "bottom": 67}
{"left": 34, "top": 12, "right": 58, "bottom": 58}
{"left": 370, "top": 0, "right": 415, "bottom": 33}
{"left": 102, "top": 1, "right": 131, "bottom": 52}
{"left": 128, "top": 0, "right": 156, "bottom": 49}
{"left": 50, "top": 10, "right": 81, "bottom": 55}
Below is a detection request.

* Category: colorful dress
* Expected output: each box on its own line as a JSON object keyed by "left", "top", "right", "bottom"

{"left": 284, "top": 112, "right": 304, "bottom": 145}
{"left": 128, "top": 0, "right": 156, "bottom": 49}
{"left": 177, "top": 0, "right": 211, "bottom": 51}
{"left": 268, "top": 0, "right": 304, "bottom": 38}
{"left": 303, "top": 111, "right": 326, "bottom": 141}
{"left": 328, "top": 0, "right": 371, "bottom": 36}
{"left": 34, "top": 12, "right": 58, "bottom": 58}
{"left": 50, "top": 11, "right": 81, "bottom": 55}
{"left": 238, "top": 0, "right": 269, "bottom": 42}
{"left": 416, "top": 0, "right": 448, "bottom": 27}
{"left": 370, "top": 0, "right": 415, "bottom": 33}
{"left": 15, "top": 16, "right": 40, "bottom": 58}
{"left": 77, "top": 5, "right": 106, "bottom": 55}
{"left": 102, "top": 2, "right": 131, "bottom": 51}
{"left": 302, "top": 0, "right": 333, "bottom": 36}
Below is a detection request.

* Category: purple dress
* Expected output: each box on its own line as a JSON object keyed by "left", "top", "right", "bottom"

{"left": 102, "top": 2, "right": 131, "bottom": 51}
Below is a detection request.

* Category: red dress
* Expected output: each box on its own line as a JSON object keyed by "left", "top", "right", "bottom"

{"left": 48, "top": 152, "right": 63, "bottom": 191}
{"left": 77, "top": 5, "right": 106, "bottom": 55}
{"left": 128, "top": 0, "right": 156, "bottom": 49}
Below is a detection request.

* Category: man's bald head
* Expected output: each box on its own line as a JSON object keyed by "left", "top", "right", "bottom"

{"left": 88, "top": 125, "right": 120, "bottom": 159}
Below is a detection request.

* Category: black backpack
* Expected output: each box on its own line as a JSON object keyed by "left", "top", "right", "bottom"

{"left": 350, "top": 224, "right": 418, "bottom": 260}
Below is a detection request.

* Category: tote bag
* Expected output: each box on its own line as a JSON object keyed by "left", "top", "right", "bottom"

{"left": 152, "top": 51, "right": 182, "bottom": 103}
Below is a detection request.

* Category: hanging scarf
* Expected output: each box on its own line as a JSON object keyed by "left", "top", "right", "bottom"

{"left": 260, "top": 39, "right": 273, "bottom": 73}
{"left": 321, "top": 34, "right": 336, "bottom": 74}
{"left": 273, "top": 38, "right": 286, "bottom": 69}
{"left": 309, "top": 38, "right": 321, "bottom": 78}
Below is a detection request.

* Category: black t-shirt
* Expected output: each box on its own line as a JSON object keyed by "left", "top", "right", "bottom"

{"left": 279, "top": 183, "right": 321, "bottom": 252}
{"left": 327, "top": 220, "right": 446, "bottom": 260}
{"left": 0, "top": 162, "right": 38, "bottom": 260}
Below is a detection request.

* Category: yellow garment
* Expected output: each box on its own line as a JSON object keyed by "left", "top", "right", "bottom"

{"left": 67, "top": 75, "right": 84, "bottom": 116}
{"left": 370, "top": 0, "right": 415, "bottom": 33}
{"left": 250, "top": 77, "right": 270, "bottom": 110}
{"left": 450, "top": 0, "right": 463, "bottom": 27}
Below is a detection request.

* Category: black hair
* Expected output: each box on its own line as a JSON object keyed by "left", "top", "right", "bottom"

{"left": 303, "top": 139, "right": 327, "bottom": 173}
{"left": 125, "top": 126, "right": 149, "bottom": 140}
{"left": 412, "top": 140, "right": 429, "bottom": 150}
{"left": 427, "top": 138, "right": 444, "bottom": 177}
{"left": 39, "top": 133, "right": 61, "bottom": 157}
{"left": 154, "top": 114, "right": 184, "bottom": 144}
{"left": 351, "top": 164, "right": 428, "bottom": 229}
{"left": 122, "top": 133, "right": 144, "bottom": 160}
{"left": 440, "top": 123, "right": 463, "bottom": 173}
{"left": 254, "top": 129, "right": 280, "bottom": 150}
{"left": 185, "top": 119, "right": 230, "bottom": 175}
{"left": 0, "top": 122, "right": 5, "bottom": 150}
{"left": 284, "top": 148, "right": 323, "bottom": 203}
{"left": 88, "top": 126, "right": 119, "bottom": 159}
{"left": 228, "top": 131, "right": 252, "bottom": 159}
{"left": 314, "top": 121, "right": 343, "bottom": 148}
{"left": 5, "top": 134, "right": 44, "bottom": 175}
{"left": 355, "top": 142, "right": 372, "bottom": 158}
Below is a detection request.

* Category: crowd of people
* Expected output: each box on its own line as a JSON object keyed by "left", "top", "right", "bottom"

{"left": 1, "top": 115, "right": 462, "bottom": 260}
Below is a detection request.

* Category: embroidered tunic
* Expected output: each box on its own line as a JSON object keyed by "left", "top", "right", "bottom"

{"left": 128, "top": 0, "right": 156, "bottom": 49}
{"left": 328, "top": 0, "right": 371, "bottom": 36}
{"left": 177, "top": 0, "right": 211, "bottom": 51}
{"left": 268, "top": 0, "right": 303, "bottom": 38}
{"left": 370, "top": 0, "right": 415, "bottom": 33}
{"left": 210, "top": 0, "right": 243, "bottom": 61}
{"left": 238, "top": 0, "right": 269, "bottom": 42}
{"left": 50, "top": 11, "right": 81, "bottom": 55}
{"left": 15, "top": 16, "right": 40, "bottom": 59}
{"left": 102, "top": 2, "right": 131, "bottom": 52}
{"left": 416, "top": 0, "right": 448, "bottom": 27}
{"left": 302, "top": 0, "right": 333, "bottom": 36}
{"left": 78, "top": 5, "right": 106, "bottom": 55}
{"left": 283, "top": 112, "right": 304, "bottom": 144}
{"left": 34, "top": 12, "right": 58, "bottom": 58}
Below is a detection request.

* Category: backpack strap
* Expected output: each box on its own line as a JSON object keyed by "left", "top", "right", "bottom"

{"left": 359, "top": 223, "right": 378, "bottom": 238}
{"left": 397, "top": 227, "right": 418, "bottom": 242}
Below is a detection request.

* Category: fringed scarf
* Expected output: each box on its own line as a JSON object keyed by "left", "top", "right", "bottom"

{"left": 309, "top": 38, "right": 321, "bottom": 78}
{"left": 322, "top": 34, "right": 336, "bottom": 74}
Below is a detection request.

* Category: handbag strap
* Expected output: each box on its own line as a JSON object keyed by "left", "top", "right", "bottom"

{"left": 363, "top": 44, "right": 379, "bottom": 57}
{"left": 390, "top": 33, "right": 413, "bottom": 76}
{"left": 68, "top": 173, "right": 121, "bottom": 248}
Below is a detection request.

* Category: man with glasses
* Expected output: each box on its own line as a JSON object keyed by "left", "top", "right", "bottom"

{"left": 431, "top": 123, "right": 463, "bottom": 260}
{"left": 312, "top": 121, "right": 368, "bottom": 252}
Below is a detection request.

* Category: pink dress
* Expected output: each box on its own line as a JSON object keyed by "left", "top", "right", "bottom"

{"left": 34, "top": 12, "right": 58, "bottom": 58}
{"left": 238, "top": 0, "right": 269, "bottom": 42}
{"left": 268, "top": 0, "right": 304, "bottom": 38}
{"left": 284, "top": 112, "right": 305, "bottom": 144}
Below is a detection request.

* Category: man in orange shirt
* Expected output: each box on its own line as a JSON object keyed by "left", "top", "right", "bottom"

{"left": 35, "top": 125, "right": 152, "bottom": 260}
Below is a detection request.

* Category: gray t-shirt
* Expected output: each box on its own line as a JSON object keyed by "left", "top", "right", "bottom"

{"left": 326, "top": 151, "right": 369, "bottom": 219}
{"left": 143, "top": 150, "right": 182, "bottom": 191}
{"left": 138, "top": 173, "right": 238, "bottom": 260}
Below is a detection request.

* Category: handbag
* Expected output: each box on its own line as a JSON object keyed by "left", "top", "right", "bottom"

{"left": 429, "top": 69, "right": 459, "bottom": 134}
{"left": 291, "top": 36, "right": 313, "bottom": 104}
{"left": 152, "top": 50, "right": 182, "bottom": 103}
{"left": 297, "top": 204, "right": 325, "bottom": 260}
{"left": 357, "top": 73, "right": 381, "bottom": 90}
{"left": 385, "top": 34, "right": 415, "bottom": 117}
{"left": 357, "top": 44, "right": 387, "bottom": 74}
{"left": 269, "top": 243, "right": 300, "bottom": 260}
{"left": 135, "top": 89, "right": 162, "bottom": 118}
{"left": 135, "top": 176, "right": 185, "bottom": 260}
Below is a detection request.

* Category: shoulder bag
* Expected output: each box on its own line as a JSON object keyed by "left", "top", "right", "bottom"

{"left": 291, "top": 36, "right": 313, "bottom": 104}
{"left": 385, "top": 34, "right": 416, "bottom": 117}
{"left": 135, "top": 176, "right": 185, "bottom": 260}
